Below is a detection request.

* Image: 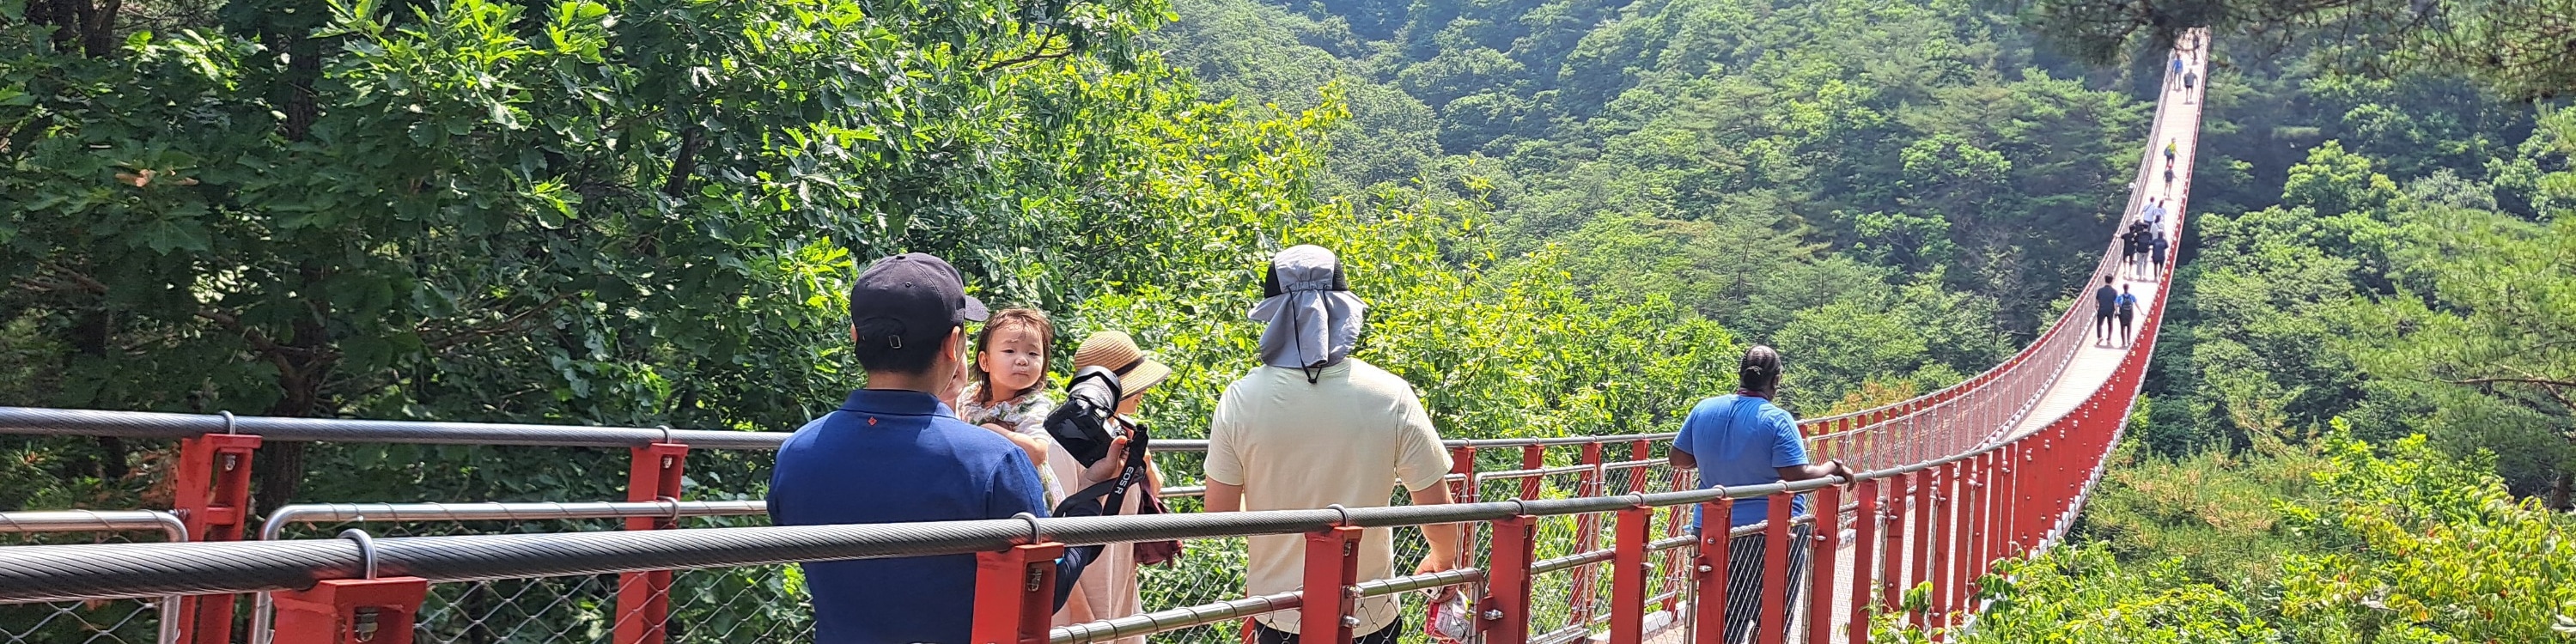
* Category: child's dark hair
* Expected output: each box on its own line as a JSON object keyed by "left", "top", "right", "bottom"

{"left": 971, "top": 307, "right": 1056, "bottom": 401}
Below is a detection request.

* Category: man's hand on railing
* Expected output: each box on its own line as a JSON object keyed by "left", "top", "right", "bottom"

{"left": 1777, "top": 459, "right": 1856, "bottom": 488}
{"left": 1415, "top": 550, "right": 1462, "bottom": 575}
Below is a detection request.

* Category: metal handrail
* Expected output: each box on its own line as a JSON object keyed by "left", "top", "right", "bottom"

{"left": 0, "top": 406, "right": 1680, "bottom": 453}
{"left": 0, "top": 479, "right": 1842, "bottom": 603}
{"left": 0, "top": 510, "right": 188, "bottom": 644}
{"left": 246, "top": 500, "right": 772, "bottom": 644}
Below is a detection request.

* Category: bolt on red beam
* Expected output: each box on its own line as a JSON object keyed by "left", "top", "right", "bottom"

{"left": 1848, "top": 478, "right": 1880, "bottom": 644}
{"left": 1802, "top": 484, "right": 1842, "bottom": 644}
{"left": 270, "top": 577, "right": 429, "bottom": 644}
{"left": 971, "top": 543, "right": 1066, "bottom": 644}
{"left": 1482, "top": 514, "right": 1539, "bottom": 644}
{"left": 1607, "top": 506, "right": 1652, "bottom": 644}
{"left": 1300, "top": 526, "right": 1365, "bottom": 644}
{"left": 614, "top": 441, "right": 689, "bottom": 644}
{"left": 1690, "top": 499, "right": 1733, "bottom": 644}
{"left": 175, "top": 431, "right": 261, "bottom": 644}
{"left": 1754, "top": 492, "right": 1793, "bottom": 644}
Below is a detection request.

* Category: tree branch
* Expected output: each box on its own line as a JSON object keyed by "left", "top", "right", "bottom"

{"left": 421, "top": 292, "right": 575, "bottom": 352}
{"left": 981, "top": 32, "right": 1070, "bottom": 71}
{"left": 2444, "top": 376, "right": 2576, "bottom": 389}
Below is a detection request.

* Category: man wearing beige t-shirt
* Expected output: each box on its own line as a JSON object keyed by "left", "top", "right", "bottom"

{"left": 1203, "top": 245, "right": 1464, "bottom": 643}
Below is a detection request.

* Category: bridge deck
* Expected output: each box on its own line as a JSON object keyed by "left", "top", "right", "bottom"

{"left": 1786, "top": 33, "right": 2208, "bottom": 644}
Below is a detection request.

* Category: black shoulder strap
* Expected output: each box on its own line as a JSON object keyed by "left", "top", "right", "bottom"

{"left": 1052, "top": 422, "right": 1153, "bottom": 519}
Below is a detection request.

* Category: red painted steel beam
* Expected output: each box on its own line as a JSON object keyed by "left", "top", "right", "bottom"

{"left": 614, "top": 441, "right": 689, "bottom": 644}
{"left": 1482, "top": 514, "right": 1538, "bottom": 644}
{"left": 175, "top": 432, "right": 261, "bottom": 644}
{"left": 1607, "top": 506, "right": 1651, "bottom": 644}
{"left": 1300, "top": 526, "right": 1363, "bottom": 644}
{"left": 971, "top": 543, "right": 1066, "bottom": 644}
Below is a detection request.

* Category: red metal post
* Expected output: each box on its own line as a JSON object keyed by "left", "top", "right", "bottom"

{"left": 1448, "top": 446, "right": 1477, "bottom": 502}
{"left": 1607, "top": 506, "right": 1651, "bottom": 644}
{"left": 1848, "top": 478, "right": 1880, "bottom": 644}
{"left": 1483, "top": 514, "right": 1539, "bottom": 644}
{"left": 1518, "top": 444, "right": 1545, "bottom": 501}
{"left": 1958, "top": 455, "right": 1982, "bottom": 615}
{"left": 1802, "top": 484, "right": 1841, "bottom": 644}
{"left": 970, "top": 543, "right": 1066, "bottom": 644}
{"left": 1754, "top": 492, "right": 1793, "bottom": 644}
{"left": 1627, "top": 440, "right": 1653, "bottom": 494}
{"left": 1929, "top": 461, "right": 1957, "bottom": 630}
{"left": 2024, "top": 441, "right": 2045, "bottom": 549}
{"left": 269, "top": 577, "right": 429, "bottom": 644}
{"left": 1447, "top": 446, "right": 1479, "bottom": 574}
{"left": 1906, "top": 469, "right": 1932, "bottom": 629}
{"left": 1690, "top": 499, "right": 1733, "bottom": 644}
{"left": 1300, "top": 526, "right": 1364, "bottom": 644}
{"left": 174, "top": 432, "right": 261, "bottom": 644}
{"left": 613, "top": 441, "right": 689, "bottom": 644}
{"left": 1568, "top": 441, "right": 1608, "bottom": 626}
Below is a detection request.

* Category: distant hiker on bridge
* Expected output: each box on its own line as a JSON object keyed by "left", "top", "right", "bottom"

{"left": 2116, "top": 284, "right": 2140, "bottom": 345}
{"left": 2141, "top": 197, "right": 2166, "bottom": 230}
{"left": 2163, "top": 140, "right": 2177, "bottom": 168}
{"left": 2151, "top": 230, "right": 2171, "bottom": 276}
{"left": 2170, "top": 56, "right": 2184, "bottom": 89}
{"left": 1666, "top": 345, "right": 1854, "bottom": 644}
{"left": 2120, "top": 221, "right": 2147, "bottom": 275}
{"left": 2093, "top": 276, "right": 2118, "bottom": 344}
{"left": 769, "top": 252, "right": 1120, "bottom": 643}
{"left": 1203, "top": 245, "right": 1464, "bottom": 644}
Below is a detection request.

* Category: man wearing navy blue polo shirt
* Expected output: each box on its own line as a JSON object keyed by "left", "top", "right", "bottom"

{"left": 1666, "top": 345, "right": 1853, "bottom": 644}
{"left": 769, "top": 252, "right": 1111, "bottom": 643}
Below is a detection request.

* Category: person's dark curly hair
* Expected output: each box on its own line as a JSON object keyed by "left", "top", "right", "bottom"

{"left": 1738, "top": 345, "right": 1783, "bottom": 392}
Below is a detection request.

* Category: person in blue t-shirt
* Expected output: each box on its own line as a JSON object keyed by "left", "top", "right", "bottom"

{"left": 770, "top": 252, "right": 1122, "bottom": 643}
{"left": 1666, "top": 345, "right": 1854, "bottom": 644}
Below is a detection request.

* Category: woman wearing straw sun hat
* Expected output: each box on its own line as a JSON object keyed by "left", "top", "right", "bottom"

{"left": 1049, "top": 330, "right": 1171, "bottom": 641}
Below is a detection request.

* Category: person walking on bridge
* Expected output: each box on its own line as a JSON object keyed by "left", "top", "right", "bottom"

{"left": 2119, "top": 221, "right": 2147, "bottom": 276}
{"left": 1204, "top": 245, "right": 1465, "bottom": 644}
{"left": 2092, "top": 276, "right": 2118, "bottom": 345}
{"left": 1667, "top": 345, "right": 1854, "bottom": 644}
{"left": 2116, "top": 284, "right": 2141, "bottom": 345}
{"left": 2170, "top": 56, "right": 2184, "bottom": 90}
{"left": 2151, "top": 229, "right": 2171, "bottom": 276}
{"left": 769, "top": 253, "right": 1120, "bottom": 643}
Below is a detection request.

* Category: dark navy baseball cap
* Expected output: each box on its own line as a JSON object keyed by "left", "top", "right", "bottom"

{"left": 849, "top": 253, "right": 988, "bottom": 350}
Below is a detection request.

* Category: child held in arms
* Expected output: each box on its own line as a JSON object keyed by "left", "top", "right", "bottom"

{"left": 957, "top": 307, "right": 1066, "bottom": 505}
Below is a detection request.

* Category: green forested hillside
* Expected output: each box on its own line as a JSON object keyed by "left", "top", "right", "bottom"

{"left": 1147, "top": 0, "right": 2165, "bottom": 410}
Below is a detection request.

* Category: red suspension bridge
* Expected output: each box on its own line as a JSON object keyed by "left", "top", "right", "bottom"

{"left": 0, "top": 32, "right": 2210, "bottom": 644}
